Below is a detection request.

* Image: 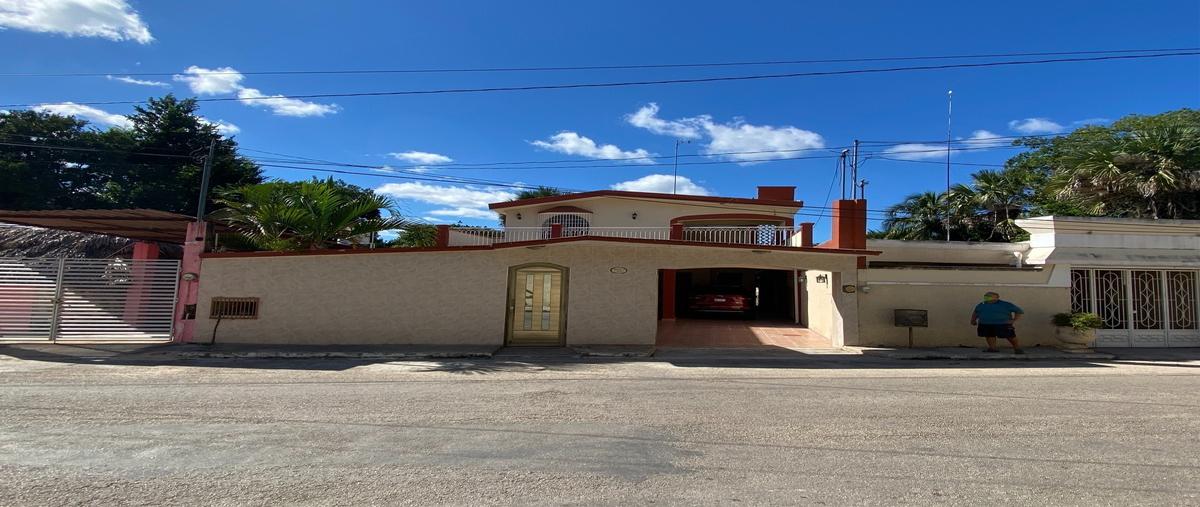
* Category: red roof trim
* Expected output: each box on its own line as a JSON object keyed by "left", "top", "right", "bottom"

{"left": 202, "top": 236, "right": 877, "bottom": 259}
{"left": 538, "top": 205, "right": 593, "bottom": 214}
{"left": 489, "top": 190, "right": 804, "bottom": 210}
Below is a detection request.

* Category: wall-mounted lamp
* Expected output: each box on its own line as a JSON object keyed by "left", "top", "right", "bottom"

{"left": 181, "top": 272, "right": 199, "bottom": 282}
{"left": 815, "top": 274, "right": 829, "bottom": 284}
{"left": 631, "top": 212, "right": 638, "bottom": 220}
{"left": 516, "top": 213, "right": 523, "bottom": 220}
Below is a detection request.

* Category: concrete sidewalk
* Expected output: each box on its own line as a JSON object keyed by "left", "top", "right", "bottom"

{"left": 7, "top": 343, "right": 1195, "bottom": 364}
{"left": 854, "top": 346, "right": 1116, "bottom": 360}
{"left": 0, "top": 343, "right": 498, "bottom": 361}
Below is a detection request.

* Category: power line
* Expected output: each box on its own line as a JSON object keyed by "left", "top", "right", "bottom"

{"left": 871, "top": 157, "right": 1006, "bottom": 168}
{"left": 7, "top": 47, "right": 1193, "bottom": 78}
{"left": 0, "top": 140, "right": 195, "bottom": 159}
{"left": 4, "top": 51, "right": 1196, "bottom": 109}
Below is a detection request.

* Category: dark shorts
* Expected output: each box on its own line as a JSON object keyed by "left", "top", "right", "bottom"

{"left": 977, "top": 324, "right": 1016, "bottom": 339}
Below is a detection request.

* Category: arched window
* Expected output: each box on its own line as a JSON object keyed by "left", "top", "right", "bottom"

{"left": 541, "top": 214, "right": 590, "bottom": 236}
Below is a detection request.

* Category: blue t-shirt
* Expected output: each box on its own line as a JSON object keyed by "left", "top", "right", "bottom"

{"left": 974, "top": 300, "right": 1023, "bottom": 325}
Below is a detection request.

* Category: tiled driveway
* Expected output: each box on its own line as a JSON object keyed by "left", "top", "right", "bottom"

{"left": 656, "top": 318, "right": 832, "bottom": 348}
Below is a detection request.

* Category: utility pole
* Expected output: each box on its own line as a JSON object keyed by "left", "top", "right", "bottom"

{"left": 851, "top": 140, "right": 860, "bottom": 199}
{"left": 195, "top": 139, "right": 217, "bottom": 221}
{"left": 944, "top": 90, "right": 953, "bottom": 242}
{"left": 672, "top": 139, "right": 691, "bottom": 194}
{"left": 838, "top": 149, "right": 849, "bottom": 199}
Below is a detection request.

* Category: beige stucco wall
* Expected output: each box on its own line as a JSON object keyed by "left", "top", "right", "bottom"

{"left": 855, "top": 265, "right": 1070, "bottom": 347}
{"left": 195, "top": 242, "right": 859, "bottom": 346}
{"left": 500, "top": 196, "right": 799, "bottom": 229}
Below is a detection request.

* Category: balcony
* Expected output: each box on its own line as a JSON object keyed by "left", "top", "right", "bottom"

{"left": 446, "top": 225, "right": 812, "bottom": 248}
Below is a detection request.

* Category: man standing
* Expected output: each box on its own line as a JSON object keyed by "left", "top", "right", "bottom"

{"left": 971, "top": 291, "right": 1025, "bottom": 354}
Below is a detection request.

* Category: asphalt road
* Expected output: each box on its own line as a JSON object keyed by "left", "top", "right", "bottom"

{"left": 1, "top": 351, "right": 1199, "bottom": 505}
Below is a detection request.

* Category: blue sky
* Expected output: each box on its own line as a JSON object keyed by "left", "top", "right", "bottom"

{"left": 2, "top": 1, "right": 1198, "bottom": 237}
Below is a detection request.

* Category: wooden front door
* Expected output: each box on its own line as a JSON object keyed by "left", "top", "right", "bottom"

{"left": 506, "top": 264, "right": 567, "bottom": 346}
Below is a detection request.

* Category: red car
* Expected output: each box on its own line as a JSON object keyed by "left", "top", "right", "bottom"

{"left": 687, "top": 287, "right": 753, "bottom": 315}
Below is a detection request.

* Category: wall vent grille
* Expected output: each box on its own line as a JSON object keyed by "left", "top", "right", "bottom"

{"left": 210, "top": 297, "right": 259, "bottom": 319}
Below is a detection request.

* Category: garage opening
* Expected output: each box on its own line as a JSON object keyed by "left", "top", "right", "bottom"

{"left": 657, "top": 268, "right": 831, "bottom": 348}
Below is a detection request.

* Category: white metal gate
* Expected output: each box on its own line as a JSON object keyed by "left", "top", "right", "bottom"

{"left": 0, "top": 258, "right": 180, "bottom": 342}
{"left": 1071, "top": 268, "right": 1200, "bottom": 347}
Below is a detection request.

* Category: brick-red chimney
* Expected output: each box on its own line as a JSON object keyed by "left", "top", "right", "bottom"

{"left": 757, "top": 186, "right": 796, "bottom": 201}
{"left": 798, "top": 222, "right": 814, "bottom": 247}
{"left": 829, "top": 199, "right": 867, "bottom": 250}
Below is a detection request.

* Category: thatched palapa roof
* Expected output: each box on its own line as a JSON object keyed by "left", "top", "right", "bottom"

{"left": 0, "top": 225, "right": 181, "bottom": 259}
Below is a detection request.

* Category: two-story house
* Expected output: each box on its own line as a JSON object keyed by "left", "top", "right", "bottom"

{"left": 195, "top": 186, "right": 876, "bottom": 348}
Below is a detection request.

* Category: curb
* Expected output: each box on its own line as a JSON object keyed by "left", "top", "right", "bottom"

{"left": 176, "top": 351, "right": 495, "bottom": 360}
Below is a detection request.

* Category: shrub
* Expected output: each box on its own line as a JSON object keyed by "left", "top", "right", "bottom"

{"left": 1052, "top": 312, "right": 1103, "bottom": 331}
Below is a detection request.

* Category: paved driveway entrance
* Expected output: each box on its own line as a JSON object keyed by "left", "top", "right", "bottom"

{"left": 656, "top": 318, "right": 831, "bottom": 348}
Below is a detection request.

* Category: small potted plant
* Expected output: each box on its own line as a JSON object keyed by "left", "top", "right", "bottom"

{"left": 1052, "top": 312, "right": 1103, "bottom": 350}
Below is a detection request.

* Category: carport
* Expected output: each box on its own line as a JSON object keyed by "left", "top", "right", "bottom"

{"left": 0, "top": 209, "right": 208, "bottom": 343}
{"left": 656, "top": 267, "right": 832, "bottom": 348}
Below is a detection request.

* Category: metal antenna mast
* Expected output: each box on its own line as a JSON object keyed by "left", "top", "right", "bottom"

{"left": 944, "top": 90, "right": 953, "bottom": 242}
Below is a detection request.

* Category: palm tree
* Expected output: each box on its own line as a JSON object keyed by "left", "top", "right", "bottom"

{"left": 1049, "top": 125, "right": 1200, "bottom": 219}
{"left": 212, "top": 178, "right": 415, "bottom": 251}
{"left": 880, "top": 191, "right": 950, "bottom": 241}
{"left": 515, "top": 186, "right": 566, "bottom": 200}
{"left": 963, "top": 169, "right": 1032, "bottom": 241}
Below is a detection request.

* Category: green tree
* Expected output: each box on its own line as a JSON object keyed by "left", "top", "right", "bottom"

{"left": 515, "top": 186, "right": 566, "bottom": 200}
{"left": 0, "top": 95, "right": 262, "bottom": 214}
{"left": 0, "top": 110, "right": 108, "bottom": 209}
{"left": 385, "top": 223, "right": 439, "bottom": 248}
{"left": 212, "top": 177, "right": 415, "bottom": 251}
{"left": 878, "top": 191, "right": 951, "bottom": 241}
{"left": 1013, "top": 108, "right": 1200, "bottom": 219}
{"left": 97, "top": 95, "right": 262, "bottom": 214}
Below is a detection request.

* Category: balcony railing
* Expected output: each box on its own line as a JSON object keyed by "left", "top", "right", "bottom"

{"left": 447, "top": 225, "right": 807, "bottom": 247}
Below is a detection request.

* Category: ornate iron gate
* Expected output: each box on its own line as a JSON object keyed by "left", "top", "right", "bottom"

{"left": 0, "top": 258, "right": 179, "bottom": 342}
{"left": 1071, "top": 268, "right": 1200, "bottom": 347}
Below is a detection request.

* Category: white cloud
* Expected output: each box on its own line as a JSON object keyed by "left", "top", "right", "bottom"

{"left": 611, "top": 174, "right": 711, "bottom": 196}
{"left": 625, "top": 103, "right": 705, "bottom": 139}
{"left": 173, "top": 66, "right": 244, "bottom": 94}
{"left": 0, "top": 0, "right": 152, "bottom": 43}
{"left": 532, "top": 131, "right": 654, "bottom": 162}
{"left": 201, "top": 118, "right": 239, "bottom": 136}
{"left": 880, "top": 142, "right": 949, "bottom": 161}
{"left": 174, "top": 65, "right": 337, "bottom": 117}
{"left": 33, "top": 102, "right": 131, "bottom": 128}
{"left": 236, "top": 87, "right": 339, "bottom": 117}
{"left": 960, "top": 129, "right": 1008, "bottom": 148}
{"left": 1008, "top": 117, "right": 1064, "bottom": 135}
{"left": 703, "top": 121, "right": 824, "bottom": 162}
{"left": 626, "top": 103, "right": 824, "bottom": 163}
{"left": 426, "top": 207, "right": 498, "bottom": 220}
{"left": 390, "top": 151, "right": 453, "bottom": 165}
{"left": 106, "top": 75, "right": 168, "bottom": 87}
{"left": 375, "top": 182, "right": 516, "bottom": 220}
{"left": 882, "top": 130, "right": 1010, "bottom": 160}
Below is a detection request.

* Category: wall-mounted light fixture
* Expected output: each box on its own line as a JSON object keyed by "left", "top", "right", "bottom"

{"left": 516, "top": 213, "right": 523, "bottom": 220}
{"left": 631, "top": 212, "right": 638, "bottom": 220}
{"left": 815, "top": 274, "right": 829, "bottom": 284}
{"left": 181, "top": 272, "right": 199, "bottom": 282}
